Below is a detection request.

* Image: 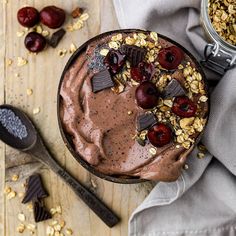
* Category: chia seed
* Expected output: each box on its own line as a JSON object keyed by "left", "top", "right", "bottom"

{"left": 0, "top": 108, "right": 28, "bottom": 139}
{"left": 88, "top": 45, "right": 108, "bottom": 72}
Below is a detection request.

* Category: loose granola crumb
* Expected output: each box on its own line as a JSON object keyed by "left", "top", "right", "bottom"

{"left": 18, "top": 213, "right": 26, "bottom": 222}
{"left": 17, "top": 57, "right": 28, "bottom": 67}
{"left": 12, "top": 174, "right": 19, "bottom": 182}
{"left": 33, "top": 107, "right": 40, "bottom": 115}
{"left": 27, "top": 88, "right": 33, "bottom": 96}
{"left": 17, "top": 223, "right": 25, "bottom": 233}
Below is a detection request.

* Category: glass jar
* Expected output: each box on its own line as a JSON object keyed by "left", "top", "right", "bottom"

{"left": 200, "top": 0, "right": 236, "bottom": 75}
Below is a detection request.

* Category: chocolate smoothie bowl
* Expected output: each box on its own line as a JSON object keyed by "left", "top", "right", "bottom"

{"left": 57, "top": 29, "right": 209, "bottom": 184}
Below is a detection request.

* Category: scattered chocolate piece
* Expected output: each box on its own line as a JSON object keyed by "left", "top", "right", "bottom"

{"left": 48, "top": 28, "right": 66, "bottom": 48}
{"left": 71, "top": 7, "right": 84, "bottom": 18}
{"left": 137, "top": 113, "right": 157, "bottom": 132}
{"left": 92, "top": 69, "right": 114, "bottom": 93}
{"left": 33, "top": 200, "right": 52, "bottom": 222}
{"left": 120, "top": 45, "right": 146, "bottom": 67}
{"left": 22, "top": 174, "right": 48, "bottom": 204}
{"left": 162, "top": 79, "right": 186, "bottom": 98}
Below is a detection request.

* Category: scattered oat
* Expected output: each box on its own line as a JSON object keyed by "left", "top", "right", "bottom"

{"left": 197, "top": 152, "right": 205, "bottom": 159}
{"left": 7, "top": 191, "right": 16, "bottom": 199}
{"left": 18, "top": 213, "right": 26, "bottom": 222}
{"left": 17, "top": 57, "right": 28, "bottom": 67}
{"left": 108, "top": 41, "right": 119, "bottom": 50}
{"left": 99, "top": 48, "right": 109, "bottom": 56}
{"left": 56, "top": 205, "right": 62, "bottom": 214}
{"left": 199, "top": 95, "right": 208, "bottom": 102}
{"left": 27, "top": 223, "right": 36, "bottom": 231}
{"left": 183, "top": 164, "right": 189, "bottom": 170}
{"left": 17, "top": 223, "right": 25, "bottom": 233}
{"left": 26, "top": 88, "right": 33, "bottom": 96}
{"left": 69, "top": 43, "right": 77, "bottom": 53}
{"left": 42, "top": 30, "right": 50, "bottom": 37}
{"left": 27, "top": 202, "right": 33, "bottom": 212}
{"left": 79, "top": 13, "right": 89, "bottom": 21}
{"left": 33, "top": 107, "right": 40, "bottom": 115}
{"left": 150, "top": 31, "right": 158, "bottom": 42}
{"left": 36, "top": 25, "right": 43, "bottom": 34}
{"left": 47, "top": 226, "right": 55, "bottom": 236}
{"left": 58, "top": 49, "right": 67, "bottom": 58}
{"left": 127, "top": 111, "right": 133, "bottom": 115}
{"left": 4, "top": 186, "right": 11, "bottom": 194}
{"left": 17, "top": 31, "right": 25, "bottom": 37}
{"left": 12, "top": 174, "right": 19, "bottom": 182}
{"left": 6, "top": 58, "right": 13, "bottom": 66}
{"left": 149, "top": 147, "right": 157, "bottom": 156}
{"left": 66, "top": 228, "right": 73, "bottom": 235}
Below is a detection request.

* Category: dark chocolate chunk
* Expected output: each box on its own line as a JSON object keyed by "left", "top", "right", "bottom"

{"left": 92, "top": 69, "right": 114, "bottom": 93}
{"left": 48, "top": 28, "right": 66, "bottom": 48}
{"left": 137, "top": 113, "right": 157, "bottom": 132}
{"left": 33, "top": 200, "right": 52, "bottom": 222}
{"left": 120, "top": 45, "right": 146, "bottom": 67}
{"left": 22, "top": 174, "right": 48, "bottom": 204}
{"left": 162, "top": 79, "right": 186, "bottom": 98}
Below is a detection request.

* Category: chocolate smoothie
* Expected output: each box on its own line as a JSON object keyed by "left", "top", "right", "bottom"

{"left": 59, "top": 30, "right": 208, "bottom": 182}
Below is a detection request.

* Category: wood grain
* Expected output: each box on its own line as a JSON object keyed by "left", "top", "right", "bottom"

{"left": 1, "top": 1, "right": 154, "bottom": 235}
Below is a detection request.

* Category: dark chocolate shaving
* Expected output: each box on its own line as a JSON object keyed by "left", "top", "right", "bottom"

{"left": 92, "top": 69, "right": 114, "bottom": 93}
{"left": 22, "top": 174, "right": 48, "bottom": 204}
{"left": 162, "top": 79, "right": 186, "bottom": 98}
{"left": 120, "top": 45, "right": 146, "bottom": 67}
{"left": 48, "top": 28, "right": 66, "bottom": 48}
{"left": 33, "top": 200, "right": 52, "bottom": 223}
{"left": 137, "top": 113, "right": 157, "bottom": 132}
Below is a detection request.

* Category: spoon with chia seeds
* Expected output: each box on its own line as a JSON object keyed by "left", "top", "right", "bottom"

{"left": 0, "top": 104, "right": 119, "bottom": 228}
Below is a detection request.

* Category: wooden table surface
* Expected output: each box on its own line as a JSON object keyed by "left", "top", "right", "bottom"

{"left": 0, "top": 1, "right": 154, "bottom": 235}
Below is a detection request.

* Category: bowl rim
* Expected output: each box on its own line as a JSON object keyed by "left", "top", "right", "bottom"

{"left": 57, "top": 29, "right": 209, "bottom": 184}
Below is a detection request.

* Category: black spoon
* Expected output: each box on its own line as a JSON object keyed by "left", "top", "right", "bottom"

{"left": 0, "top": 104, "right": 120, "bottom": 227}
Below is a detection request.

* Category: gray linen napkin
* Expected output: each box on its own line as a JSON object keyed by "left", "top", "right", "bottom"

{"left": 112, "top": 0, "right": 236, "bottom": 235}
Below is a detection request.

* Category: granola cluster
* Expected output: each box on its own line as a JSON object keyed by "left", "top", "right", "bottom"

{"left": 208, "top": 0, "right": 236, "bottom": 45}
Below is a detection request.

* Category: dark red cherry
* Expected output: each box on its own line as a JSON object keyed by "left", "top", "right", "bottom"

{"left": 172, "top": 96, "right": 197, "bottom": 117}
{"left": 135, "top": 81, "right": 159, "bottom": 109}
{"left": 158, "top": 46, "right": 184, "bottom": 70}
{"left": 104, "top": 49, "right": 126, "bottom": 74}
{"left": 40, "top": 6, "right": 66, "bottom": 29}
{"left": 131, "top": 62, "right": 155, "bottom": 82}
{"left": 17, "top": 7, "right": 39, "bottom": 27}
{"left": 148, "top": 123, "right": 172, "bottom": 147}
{"left": 24, "top": 32, "right": 46, "bottom": 53}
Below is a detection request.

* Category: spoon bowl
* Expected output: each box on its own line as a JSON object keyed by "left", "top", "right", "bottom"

{"left": 0, "top": 105, "right": 37, "bottom": 150}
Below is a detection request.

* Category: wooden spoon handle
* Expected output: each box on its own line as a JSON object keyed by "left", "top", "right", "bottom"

{"left": 30, "top": 136, "right": 120, "bottom": 228}
{"left": 56, "top": 167, "right": 120, "bottom": 227}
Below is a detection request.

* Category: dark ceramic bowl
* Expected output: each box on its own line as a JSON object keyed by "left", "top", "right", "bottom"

{"left": 57, "top": 29, "right": 209, "bottom": 184}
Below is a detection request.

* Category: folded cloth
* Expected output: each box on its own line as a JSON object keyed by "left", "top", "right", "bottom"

{"left": 112, "top": 0, "right": 236, "bottom": 235}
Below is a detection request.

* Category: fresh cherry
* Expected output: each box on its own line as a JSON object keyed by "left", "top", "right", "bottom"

{"left": 135, "top": 81, "right": 159, "bottom": 109}
{"left": 104, "top": 49, "right": 126, "bottom": 74}
{"left": 17, "top": 7, "right": 39, "bottom": 28}
{"left": 148, "top": 123, "right": 172, "bottom": 147}
{"left": 172, "top": 96, "right": 197, "bottom": 117}
{"left": 40, "top": 6, "right": 66, "bottom": 29}
{"left": 24, "top": 32, "right": 46, "bottom": 53}
{"left": 158, "top": 46, "right": 184, "bottom": 70}
{"left": 131, "top": 62, "right": 155, "bottom": 82}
